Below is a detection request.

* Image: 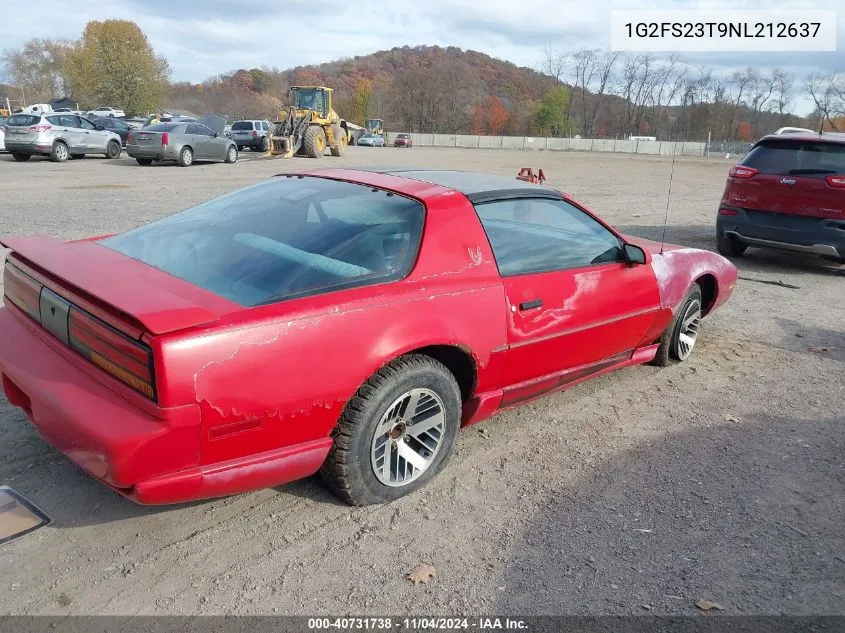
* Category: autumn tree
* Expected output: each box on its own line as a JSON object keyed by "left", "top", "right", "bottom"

{"left": 351, "top": 79, "right": 371, "bottom": 123}
{"left": 65, "top": 20, "right": 170, "bottom": 116}
{"left": 487, "top": 96, "right": 510, "bottom": 135}
{"left": 1, "top": 38, "right": 74, "bottom": 102}
{"left": 736, "top": 121, "right": 754, "bottom": 141}
{"left": 535, "top": 86, "right": 571, "bottom": 136}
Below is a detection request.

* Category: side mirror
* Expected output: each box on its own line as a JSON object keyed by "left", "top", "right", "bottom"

{"left": 212, "top": 131, "right": 219, "bottom": 137}
{"left": 623, "top": 243, "right": 647, "bottom": 265}
{"left": 95, "top": 125, "right": 104, "bottom": 131}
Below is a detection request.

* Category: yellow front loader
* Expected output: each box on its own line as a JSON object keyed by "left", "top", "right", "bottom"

{"left": 269, "top": 86, "right": 350, "bottom": 158}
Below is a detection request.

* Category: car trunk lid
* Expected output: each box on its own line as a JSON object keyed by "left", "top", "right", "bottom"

{"left": 1, "top": 235, "right": 238, "bottom": 337}
{"left": 724, "top": 137, "right": 845, "bottom": 220}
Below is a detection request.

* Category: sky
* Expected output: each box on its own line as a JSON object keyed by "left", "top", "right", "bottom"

{"left": 1, "top": 0, "right": 842, "bottom": 115}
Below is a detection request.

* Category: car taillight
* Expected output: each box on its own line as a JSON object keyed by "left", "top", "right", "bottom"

{"left": 3, "top": 264, "right": 41, "bottom": 321}
{"left": 825, "top": 175, "right": 845, "bottom": 188}
{"left": 127, "top": 132, "right": 133, "bottom": 144}
{"left": 718, "top": 207, "right": 739, "bottom": 216}
{"left": 161, "top": 132, "right": 169, "bottom": 146}
{"left": 252, "top": 130, "right": 257, "bottom": 137}
{"left": 68, "top": 308, "right": 156, "bottom": 400}
{"left": 28, "top": 124, "right": 52, "bottom": 133}
{"left": 728, "top": 165, "right": 757, "bottom": 179}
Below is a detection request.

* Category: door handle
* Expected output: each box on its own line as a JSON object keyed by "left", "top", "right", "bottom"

{"left": 519, "top": 299, "right": 543, "bottom": 311}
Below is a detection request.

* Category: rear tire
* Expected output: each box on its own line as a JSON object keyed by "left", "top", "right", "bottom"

{"left": 303, "top": 125, "right": 325, "bottom": 158}
{"left": 50, "top": 141, "right": 69, "bottom": 162}
{"left": 177, "top": 146, "right": 193, "bottom": 167}
{"left": 105, "top": 141, "right": 121, "bottom": 159}
{"left": 330, "top": 124, "right": 346, "bottom": 157}
{"left": 717, "top": 230, "right": 747, "bottom": 257}
{"left": 651, "top": 284, "right": 703, "bottom": 367}
{"left": 319, "top": 354, "right": 462, "bottom": 506}
{"left": 12, "top": 153, "right": 31, "bottom": 162}
{"left": 136, "top": 158, "right": 153, "bottom": 166}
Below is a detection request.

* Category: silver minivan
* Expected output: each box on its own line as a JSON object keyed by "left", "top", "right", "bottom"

{"left": 4, "top": 113, "right": 123, "bottom": 162}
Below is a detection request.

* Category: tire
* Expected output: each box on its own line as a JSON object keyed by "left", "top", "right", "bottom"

{"left": 651, "top": 284, "right": 703, "bottom": 367}
{"left": 717, "top": 230, "right": 747, "bottom": 257}
{"left": 177, "top": 146, "right": 193, "bottom": 167}
{"left": 105, "top": 141, "right": 121, "bottom": 159}
{"left": 330, "top": 124, "right": 346, "bottom": 157}
{"left": 136, "top": 158, "right": 153, "bottom": 166}
{"left": 303, "top": 125, "right": 326, "bottom": 158}
{"left": 50, "top": 141, "right": 69, "bottom": 163}
{"left": 12, "top": 153, "right": 31, "bottom": 162}
{"left": 259, "top": 136, "right": 269, "bottom": 152}
{"left": 319, "top": 354, "right": 462, "bottom": 506}
{"left": 224, "top": 144, "right": 238, "bottom": 164}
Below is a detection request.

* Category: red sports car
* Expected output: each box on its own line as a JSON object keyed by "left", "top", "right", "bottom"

{"left": 0, "top": 168, "right": 737, "bottom": 506}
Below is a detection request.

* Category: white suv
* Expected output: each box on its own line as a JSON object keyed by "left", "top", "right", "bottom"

{"left": 4, "top": 113, "right": 123, "bottom": 162}
{"left": 87, "top": 106, "right": 126, "bottom": 118}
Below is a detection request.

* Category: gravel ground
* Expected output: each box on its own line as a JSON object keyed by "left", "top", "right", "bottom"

{"left": 0, "top": 147, "right": 843, "bottom": 617}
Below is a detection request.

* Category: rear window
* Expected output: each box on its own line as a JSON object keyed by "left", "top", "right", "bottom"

{"left": 742, "top": 139, "right": 845, "bottom": 177}
{"left": 100, "top": 176, "right": 425, "bottom": 306}
{"left": 144, "top": 123, "right": 178, "bottom": 132}
{"left": 231, "top": 121, "right": 254, "bottom": 130}
{"left": 7, "top": 114, "right": 40, "bottom": 127}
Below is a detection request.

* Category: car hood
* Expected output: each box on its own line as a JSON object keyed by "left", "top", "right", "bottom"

{"left": 200, "top": 114, "right": 227, "bottom": 135}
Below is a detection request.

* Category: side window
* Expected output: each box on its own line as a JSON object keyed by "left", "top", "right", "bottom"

{"left": 46, "top": 115, "right": 61, "bottom": 125}
{"left": 194, "top": 124, "right": 215, "bottom": 136}
{"left": 474, "top": 197, "right": 623, "bottom": 276}
{"left": 185, "top": 124, "right": 199, "bottom": 135}
{"left": 61, "top": 115, "right": 79, "bottom": 128}
{"left": 78, "top": 117, "right": 96, "bottom": 130}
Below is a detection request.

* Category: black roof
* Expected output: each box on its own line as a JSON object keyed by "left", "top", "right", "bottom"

{"left": 348, "top": 168, "right": 560, "bottom": 203}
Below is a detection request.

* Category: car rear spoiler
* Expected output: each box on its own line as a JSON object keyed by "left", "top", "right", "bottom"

{"left": 1, "top": 235, "right": 232, "bottom": 336}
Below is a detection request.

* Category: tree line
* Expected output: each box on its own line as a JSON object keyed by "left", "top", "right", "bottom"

{"left": 3, "top": 26, "right": 843, "bottom": 140}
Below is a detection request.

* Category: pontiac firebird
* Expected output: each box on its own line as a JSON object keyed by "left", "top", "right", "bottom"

{"left": 0, "top": 168, "right": 737, "bottom": 505}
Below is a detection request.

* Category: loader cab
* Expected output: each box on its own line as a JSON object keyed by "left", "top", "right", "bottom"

{"left": 365, "top": 119, "right": 384, "bottom": 135}
{"left": 290, "top": 87, "right": 331, "bottom": 119}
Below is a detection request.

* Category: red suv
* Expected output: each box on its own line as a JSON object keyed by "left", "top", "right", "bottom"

{"left": 716, "top": 132, "right": 845, "bottom": 262}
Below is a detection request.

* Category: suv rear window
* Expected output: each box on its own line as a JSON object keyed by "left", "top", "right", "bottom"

{"left": 742, "top": 139, "right": 845, "bottom": 177}
{"left": 100, "top": 176, "right": 425, "bottom": 306}
{"left": 7, "top": 114, "right": 41, "bottom": 127}
{"left": 231, "top": 121, "right": 254, "bottom": 130}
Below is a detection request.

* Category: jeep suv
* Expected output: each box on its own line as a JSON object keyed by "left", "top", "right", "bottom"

{"left": 716, "top": 132, "right": 845, "bottom": 262}
{"left": 229, "top": 120, "right": 271, "bottom": 151}
{"left": 3, "top": 113, "right": 123, "bottom": 162}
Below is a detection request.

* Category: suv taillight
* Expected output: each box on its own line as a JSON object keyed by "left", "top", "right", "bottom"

{"left": 825, "top": 175, "right": 845, "bottom": 188}
{"left": 728, "top": 165, "right": 758, "bottom": 179}
{"left": 251, "top": 130, "right": 257, "bottom": 137}
{"left": 161, "top": 132, "right": 169, "bottom": 146}
{"left": 28, "top": 124, "right": 52, "bottom": 133}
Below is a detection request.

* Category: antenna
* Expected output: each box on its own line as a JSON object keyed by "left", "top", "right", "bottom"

{"left": 660, "top": 111, "right": 691, "bottom": 255}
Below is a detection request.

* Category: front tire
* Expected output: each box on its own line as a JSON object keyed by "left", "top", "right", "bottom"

{"left": 177, "top": 146, "right": 193, "bottom": 167}
{"left": 320, "top": 354, "right": 462, "bottom": 505}
{"left": 225, "top": 144, "right": 238, "bottom": 163}
{"left": 330, "top": 124, "right": 346, "bottom": 157}
{"left": 651, "top": 284, "right": 702, "bottom": 367}
{"left": 717, "top": 230, "right": 747, "bottom": 257}
{"left": 303, "top": 125, "right": 326, "bottom": 158}
{"left": 105, "top": 141, "right": 121, "bottom": 159}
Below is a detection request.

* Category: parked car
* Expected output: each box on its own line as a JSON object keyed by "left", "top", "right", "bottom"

{"left": 716, "top": 131, "right": 845, "bottom": 262}
{"left": 87, "top": 106, "right": 125, "bottom": 118}
{"left": 90, "top": 116, "right": 133, "bottom": 146}
{"left": 126, "top": 114, "right": 237, "bottom": 166}
{"left": 3, "top": 112, "right": 123, "bottom": 162}
{"left": 0, "top": 116, "right": 6, "bottom": 152}
{"left": 0, "top": 168, "right": 737, "bottom": 506}
{"left": 357, "top": 133, "right": 384, "bottom": 147}
{"left": 229, "top": 120, "right": 271, "bottom": 151}
{"left": 394, "top": 133, "right": 413, "bottom": 148}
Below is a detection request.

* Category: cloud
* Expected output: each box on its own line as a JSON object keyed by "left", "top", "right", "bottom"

{"left": 1, "top": 0, "right": 841, "bottom": 113}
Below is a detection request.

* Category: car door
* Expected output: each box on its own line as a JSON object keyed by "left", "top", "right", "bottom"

{"left": 472, "top": 195, "right": 662, "bottom": 405}
{"left": 59, "top": 115, "right": 87, "bottom": 151}
{"left": 186, "top": 123, "right": 212, "bottom": 159}
{"left": 78, "top": 116, "right": 107, "bottom": 150}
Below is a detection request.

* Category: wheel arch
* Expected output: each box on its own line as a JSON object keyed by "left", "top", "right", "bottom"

{"left": 403, "top": 344, "right": 477, "bottom": 403}
{"left": 694, "top": 273, "right": 718, "bottom": 316}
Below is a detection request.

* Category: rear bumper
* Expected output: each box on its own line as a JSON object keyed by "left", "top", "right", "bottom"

{"left": 717, "top": 207, "right": 845, "bottom": 259}
{"left": 0, "top": 307, "right": 202, "bottom": 493}
{"left": 4, "top": 141, "right": 43, "bottom": 155}
{"left": 126, "top": 145, "right": 178, "bottom": 161}
{"left": 0, "top": 307, "right": 333, "bottom": 505}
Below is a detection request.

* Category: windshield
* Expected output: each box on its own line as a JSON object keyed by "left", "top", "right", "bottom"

{"left": 742, "top": 139, "right": 845, "bottom": 176}
{"left": 101, "top": 176, "right": 425, "bottom": 306}
{"left": 292, "top": 89, "right": 326, "bottom": 112}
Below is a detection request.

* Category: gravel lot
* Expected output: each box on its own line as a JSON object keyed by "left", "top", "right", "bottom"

{"left": 0, "top": 147, "right": 843, "bottom": 617}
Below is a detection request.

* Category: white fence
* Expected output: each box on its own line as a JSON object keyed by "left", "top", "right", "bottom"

{"left": 383, "top": 133, "right": 707, "bottom": 157}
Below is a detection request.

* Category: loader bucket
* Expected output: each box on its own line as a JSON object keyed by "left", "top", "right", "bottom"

{"left": 269, "top": 135, "right": 294, "bottom": 159}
